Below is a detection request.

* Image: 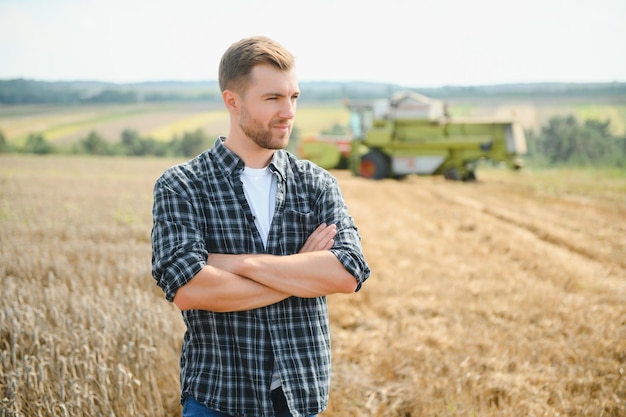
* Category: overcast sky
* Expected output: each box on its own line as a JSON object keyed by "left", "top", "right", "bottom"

{"left": 1, "top": 0, "right": 624, "bottom": 88}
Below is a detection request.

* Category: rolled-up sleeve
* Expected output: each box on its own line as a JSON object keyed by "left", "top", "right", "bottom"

{"left": 319, "top": 177, "right": 371, "bottom": 292}
{"left": 151, "top": 175, "right": 208, "bottom": 302}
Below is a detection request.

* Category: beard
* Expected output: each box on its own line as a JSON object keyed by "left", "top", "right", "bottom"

{"left": 239, "top": 106, "right": 291, "bottom": 150}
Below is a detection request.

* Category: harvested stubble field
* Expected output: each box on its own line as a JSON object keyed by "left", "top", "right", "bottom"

{"left": 1, "top": 155, "right": 624, "bottom": 417}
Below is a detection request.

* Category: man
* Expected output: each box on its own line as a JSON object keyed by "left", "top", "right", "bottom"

{"left": 151, "top": 36, "right": 370, "bottom": 417}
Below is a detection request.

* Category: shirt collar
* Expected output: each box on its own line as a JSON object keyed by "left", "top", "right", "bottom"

{"left": 210, "top": 136, "right": 287, "bottom": 182}
{"left": 209, "top": 137, "right": 244, "bottom": 179}
{"left": 268, "top": 150, "right": 287, "bottom": 183}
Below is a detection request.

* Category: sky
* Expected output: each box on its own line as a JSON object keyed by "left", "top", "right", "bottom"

{"left": 0, "top": 0, "right": 625, "bottom": 88}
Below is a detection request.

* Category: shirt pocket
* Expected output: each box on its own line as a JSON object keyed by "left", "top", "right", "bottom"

{"left": 281, "top": 209, "right": 316, "bottom": 254}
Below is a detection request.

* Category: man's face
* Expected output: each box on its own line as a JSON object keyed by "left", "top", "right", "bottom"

{"left": 238, "top": 64, "right": 300, "bottom": 150}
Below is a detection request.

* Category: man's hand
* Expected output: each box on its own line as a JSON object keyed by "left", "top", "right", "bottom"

{"left": 299, "top": 223, "right": 337, "bottom": 253}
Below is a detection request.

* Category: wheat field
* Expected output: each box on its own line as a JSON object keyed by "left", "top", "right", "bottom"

{"left": 1, "top": 155, "right": 624, "bottom": 416}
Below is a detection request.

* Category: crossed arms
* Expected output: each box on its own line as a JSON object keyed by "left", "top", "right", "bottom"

{"left": 173, "top": 223, "right": 358, "bottom": 312}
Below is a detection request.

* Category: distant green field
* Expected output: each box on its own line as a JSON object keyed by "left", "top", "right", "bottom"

{"left": 148, "top": 109, "right": 229, "bottom": 141}
{"left": 0, "top": 102, "right": 192, "bottom": 145}
{"left": 295, "top": 104, "right": 350, "bottom": 138}
{"left": 0, "top": 101, "right": 351, "bottom": 146}
{"left": 1, "top": 99, "right": 624, "bottom": 148}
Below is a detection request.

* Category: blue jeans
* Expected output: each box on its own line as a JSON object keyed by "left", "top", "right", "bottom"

{"left": 182, "top": 389, "right": 317, "bottom": 417}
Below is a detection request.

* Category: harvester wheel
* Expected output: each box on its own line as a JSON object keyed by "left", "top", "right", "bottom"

{"left": 443, "top": 167, "right": 460, "bottom": 181}
{"left": 360, "top": 150, "right": 389, "bottom": 179}
{"left": 463, "top": 171, "right": 477, "bottom": 182}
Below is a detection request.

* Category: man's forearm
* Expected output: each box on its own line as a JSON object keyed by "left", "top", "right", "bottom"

{"left": 205, "top": 222, "right": 356, "bottom": 297}
{"left": 173, "top": 264, "right": 289, "bottom": 312}
{"left": 208, "top": 251, "right": 357, "bottom": 297}
{"left": 172, "top": 222, "right": 353, "bottom": 311}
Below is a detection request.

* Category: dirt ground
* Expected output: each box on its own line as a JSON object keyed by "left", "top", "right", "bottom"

{"left": 324, "top": 168, "right": 626, "bottom": 416}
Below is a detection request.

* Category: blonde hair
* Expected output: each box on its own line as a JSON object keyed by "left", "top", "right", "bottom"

{"left": 218, "top": 36, "right": 295, "bottom": 93}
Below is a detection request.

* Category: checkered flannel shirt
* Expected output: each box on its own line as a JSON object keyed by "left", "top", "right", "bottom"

{"left": 151, "top": 137, "right": 370, "bottom": 417}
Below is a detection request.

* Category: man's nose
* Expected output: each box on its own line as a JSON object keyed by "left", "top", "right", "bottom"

{"left": 279, "top": 100, "right": 296, "bottom": 119}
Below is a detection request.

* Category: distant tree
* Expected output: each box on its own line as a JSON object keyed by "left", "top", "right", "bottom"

{"left": 529, "top": 115, "right": 624, "bottom": 167}
{"left": 541, "top": 115, "right": 580, "bottom": 164}
{"left": 580, "top": 119, "right": 615, "bottom": 163}
{"left": 118, "top": 129, "right": 170, "bottom": 156}
{"left": 142, "top": 137, "right": 171, "bottom": 156}
{"left": 120, "top": 129, "right": 144, "bottom": 156}
{"left": 23, "top": 133, "right": 54, "bottom": 154}
{"left": 80, "top": 131, "right": 110, "bottom": 155}
{"left": 173, "top": 129, "right": 212, "bottom": 157}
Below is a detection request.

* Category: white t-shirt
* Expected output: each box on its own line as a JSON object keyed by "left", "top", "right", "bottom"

{"left": 240, "top": 166, "right": 277, "bottom": 249}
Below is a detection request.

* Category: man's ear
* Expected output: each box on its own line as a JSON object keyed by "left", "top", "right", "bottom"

{"left": 222, "top": 90, "right": 240, "bottom": 115}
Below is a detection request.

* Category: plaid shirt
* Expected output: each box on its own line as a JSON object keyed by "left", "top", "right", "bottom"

{"left": 151, "top": 138, "right": 370, "bottom": 417}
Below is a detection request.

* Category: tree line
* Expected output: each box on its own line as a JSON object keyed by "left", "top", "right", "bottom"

{"left": 525, "top": 116, "right": 625, "bottom": 168}
{"left": 0, "top": 129, "right": 218, "bottom": 158}
{"left": 0, "top": 125, "right": 303, "bottom": 159}
{"left": 0, "top": 79, "right": 221, "bottom": 105}
{"left": 0, "top": 116, "right": 623, "bottom": 168}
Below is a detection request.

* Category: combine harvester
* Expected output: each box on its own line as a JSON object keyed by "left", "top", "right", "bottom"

{"left": 299, "top": 91, "right": 527, "bottom": 181}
